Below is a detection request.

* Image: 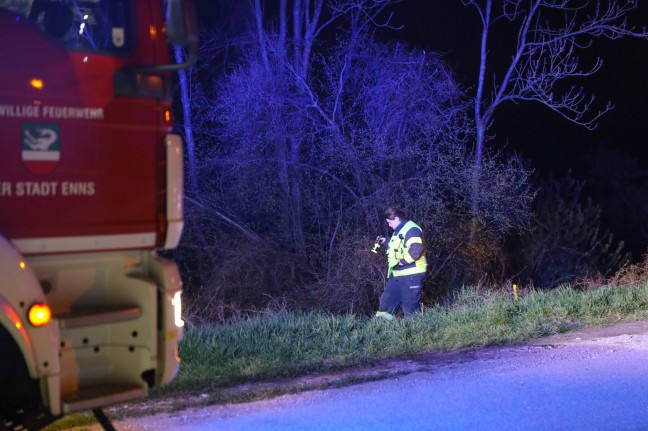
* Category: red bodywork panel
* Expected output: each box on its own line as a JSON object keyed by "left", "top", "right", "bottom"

{"left": 0, "top": 2, "right": 172, "bottom": 253}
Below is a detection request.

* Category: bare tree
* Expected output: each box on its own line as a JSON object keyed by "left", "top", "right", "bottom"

{"left": 199, "top": 0, "right": 404, "bottom": 256}
{"left": 463, "top": 0, "right": 648, "bottom": 226}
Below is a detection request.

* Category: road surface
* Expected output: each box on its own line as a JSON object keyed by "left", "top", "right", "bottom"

{"left": 82, "top": 321, "right": 648, "bottom": 431}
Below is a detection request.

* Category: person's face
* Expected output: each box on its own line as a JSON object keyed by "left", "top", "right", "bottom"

{"left": 386, "top": 216, "right": 401, "bottom": 230}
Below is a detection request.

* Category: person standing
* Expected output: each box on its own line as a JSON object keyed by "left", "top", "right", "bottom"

{"left": 375, "top": 207, "right": 427, "bottom": 320}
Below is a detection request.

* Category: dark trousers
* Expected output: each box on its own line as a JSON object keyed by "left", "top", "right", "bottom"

{"left": 379, "top": 273, "right": 425, "bottom": 318}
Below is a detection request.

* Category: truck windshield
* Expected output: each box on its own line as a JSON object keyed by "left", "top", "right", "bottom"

{"left": 1, "top": 0, "right": 133, "bottom": 53}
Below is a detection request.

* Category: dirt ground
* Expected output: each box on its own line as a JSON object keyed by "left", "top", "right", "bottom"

{"left": 66, "top": 319, "right": 648, "bottom": 430}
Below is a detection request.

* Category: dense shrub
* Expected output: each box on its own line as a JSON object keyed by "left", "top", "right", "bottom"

{"left": 509, "top": 173, "right": 628, "bottom": 288}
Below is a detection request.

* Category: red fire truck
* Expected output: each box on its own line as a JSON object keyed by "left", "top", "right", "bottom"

{"left": 0, "top": 1, "right": 196, "bottom": 429}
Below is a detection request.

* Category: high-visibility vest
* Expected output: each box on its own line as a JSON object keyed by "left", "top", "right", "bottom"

{"left": 386, "top": 220, "right": 427, "bottom": 277}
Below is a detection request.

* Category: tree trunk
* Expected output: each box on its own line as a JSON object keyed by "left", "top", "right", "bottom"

{"left": 174, "top": 45, "right": 197, "bottom": 192}
{"left": 470, "top": 0, "right": 491, "bottom": 238}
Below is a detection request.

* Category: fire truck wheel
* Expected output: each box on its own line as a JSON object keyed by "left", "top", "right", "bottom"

{"left": 0, "top": 326, "right": 48, "bottom": 431}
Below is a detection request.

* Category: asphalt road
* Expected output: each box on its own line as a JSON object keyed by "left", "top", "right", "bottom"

{"left": 96, "top": 321, "right": 648, "bottom": 431}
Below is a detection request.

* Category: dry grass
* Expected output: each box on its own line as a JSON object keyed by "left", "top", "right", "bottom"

{"left": 606, "top": 255, "right": 648, "bottom": 287}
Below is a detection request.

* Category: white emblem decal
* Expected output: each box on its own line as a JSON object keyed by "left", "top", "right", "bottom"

{"left": 23, "top": 128, "right": 57, "bottom": 151}
{"left": 21, "top": 124, "right": 61, "bottom": 175}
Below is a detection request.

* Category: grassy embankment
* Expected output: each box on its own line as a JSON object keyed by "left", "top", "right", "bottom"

{"left": 168, "top": 282, "right": 648, "bottom": 397}
{"left": 45, "top": 282, "right": 648, "bottom": 429}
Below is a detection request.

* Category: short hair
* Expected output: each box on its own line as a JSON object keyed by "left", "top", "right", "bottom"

{"left": 384, "top": 207, "right": 406, "bottom": 220}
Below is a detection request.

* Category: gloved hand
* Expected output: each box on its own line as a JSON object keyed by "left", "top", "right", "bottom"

{"left": 393, "top": 259, "right": 406, "bottom": 269}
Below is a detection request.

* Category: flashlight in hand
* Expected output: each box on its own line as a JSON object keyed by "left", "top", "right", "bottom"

{"left": 371, "top": 236, "right": 384, "bottom": 253}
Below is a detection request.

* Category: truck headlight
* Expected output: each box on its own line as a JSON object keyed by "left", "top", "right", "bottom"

{"left": 172, "top": 291, "right": 184, "bottom": 328}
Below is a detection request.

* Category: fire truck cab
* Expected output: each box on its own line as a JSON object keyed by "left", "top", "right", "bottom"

{"left": 0, "top": 1, "right": 196, "bottom": 429}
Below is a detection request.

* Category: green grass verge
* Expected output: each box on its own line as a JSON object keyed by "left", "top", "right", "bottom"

{"left": 39, "top": 413, "right": 96, "bottom": 431}
{"left": 158, "top": 282, "right": 648, "bottom": 397}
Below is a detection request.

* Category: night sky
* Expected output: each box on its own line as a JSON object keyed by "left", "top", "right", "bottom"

{"left": 386, "top": 0, "right": 648, "bottom": 172}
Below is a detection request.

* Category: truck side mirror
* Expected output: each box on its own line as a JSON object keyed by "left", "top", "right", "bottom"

{"left": 166, "top": 0, "right": 198, "bottom": 47}
{"left": 114, "top": 0, "right": 198, "bottom": 82}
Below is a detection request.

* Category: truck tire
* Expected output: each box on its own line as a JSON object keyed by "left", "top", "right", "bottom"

{"left": 0, "top": 326, "right": 54, "bottom": 431}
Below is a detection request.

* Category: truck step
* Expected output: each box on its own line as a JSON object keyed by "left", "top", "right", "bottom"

{"left": 62, "top": 384, "right": 145, "bottom": 413}
{"left": 57, "top": 306, "right": 141, "bottom": 329}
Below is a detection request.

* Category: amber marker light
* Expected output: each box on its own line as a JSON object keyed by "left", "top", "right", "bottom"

{"left": 164, "top": 108, "right": 172, "bottom": 126}
{"left": 29, "top": 78, "right": 44, "bottom": 90}
{"left": 28, "top": 303, "right": 52, "bottom": 327}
